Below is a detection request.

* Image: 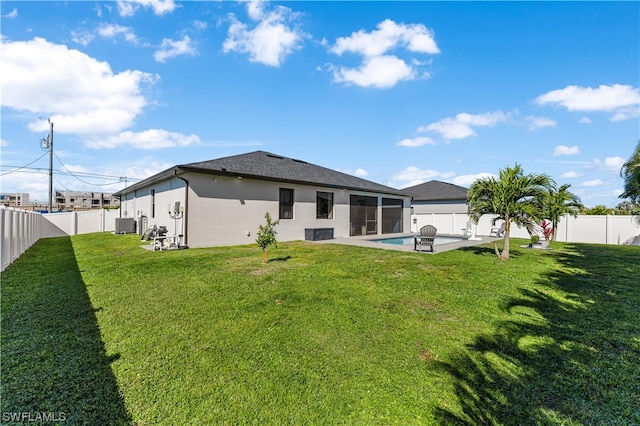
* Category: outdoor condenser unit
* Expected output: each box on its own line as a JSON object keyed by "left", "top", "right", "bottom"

{"left": 115, "top": 217, "right": 135, "bottom": 234}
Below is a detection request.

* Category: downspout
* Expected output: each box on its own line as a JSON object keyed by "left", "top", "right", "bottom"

{"left": 175, "top": 170, "right": 189, "bottom": 245}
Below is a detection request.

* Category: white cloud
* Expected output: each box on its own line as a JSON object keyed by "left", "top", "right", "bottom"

{"left": 535, "top": 84, "right": 640, "bottom": 121}
{"left": 581, "top": 179, "right": 604, "bottom": 187}
{"left": 86, "top": 129, "right": 201, "bottom": 149}
{"left": 0, "top": 37, "right": 158, "bottom": 135}
{"left": 71, "top": 31, "right": 96, "bottom": 47}
{"left": 331, "top": 19, "right": 439, "bottom": 57}
{"left": 355, "top": 168, "right": 369, "bottom": 177}
{"left": 117, "top": 0, "right": 177, "bottom": 17}
{"left": 193, "top": 20, "right": 208, "bottom": 31}
{"left": 452, "top": 173, "right": 495, "bottom": 187}
{"left": 603, "top": 156, "right": 625, "bottom": 171}
{"left": 525, "top": 115, "right": 556, "bottom": 131}
{"left": 154, "top": 36, "right": 197, "bottom": 62}
{"left": 392, "top": 166, "right": 442, "bottom": 183}
{"left": 610, "top": 107, "right": 640, "bottom": 122}
{"left": 330, "top": 55, "right": 415, "bottom": 89}
{"left": 3, "top": 8, "right": 18, "bottom": 18}
{"left": 419, "top": 111, "right": 509, "bottom": 140}
{"left": 71, "top": 23, "right": 139, "bottom": 47}
{"left": 1, "top": 138, "right": 8, "bottom": 147}
{"left": 396, "top": 136, "right": 436, "bottom": 147}
{"left": 553, "top": 145, "right": 580, "bottom": 156}
{"left": 328, "top": 19, "right": 439, "bottom": 89}
{"left": 579, "top": 117, "right": 592, "bottom": 124}
{"left": 97, "top": 23, "right": 139, "bottom": 44}
{"left": 559, "top": 171, "right": 583, "bottom": 179}
{"left": 223, "top": 2, "right": 304, "bottom": 67}
{"left": 340, "top": 167, "right": 369, "bottom": 177}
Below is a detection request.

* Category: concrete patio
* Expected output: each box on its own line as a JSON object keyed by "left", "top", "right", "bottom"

{"left": 315, "top": 232, "right": 500, "bottom": 253}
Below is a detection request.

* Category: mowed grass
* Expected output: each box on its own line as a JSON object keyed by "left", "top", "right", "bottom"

{"left": 1, "top": 233, "right": 639, "bottom": 425}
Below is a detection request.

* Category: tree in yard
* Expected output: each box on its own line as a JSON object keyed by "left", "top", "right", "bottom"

{"left": 256, "top": 212, "right": 279, "bottom": 264}
{"left": 543, "top": 183, "right": 583, "bottom": 241}
{"left": 620, "top": 140, "right": 640, "bottom": 204}
{"left": 467, "top": 164, "right": 551, "bottom": 260}
{"left": 582, "top": 205, "right": 614, "bottom": 215}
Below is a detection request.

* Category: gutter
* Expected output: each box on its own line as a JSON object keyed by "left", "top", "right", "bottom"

{"left": 174, "top": 170, "right": 189, "bottom": 245}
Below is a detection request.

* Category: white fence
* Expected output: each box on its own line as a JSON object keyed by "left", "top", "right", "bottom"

{"left": 412, "top": 213, "right": 640, "bottom": 245}
{"left": 1, "top": 207, "right": 120, "bottom": 272}
{"left": 3, "top": 207, "right": 639, "bottom": 272}
{"left": 0, "top": 208, "right": 42, "bottom": 273}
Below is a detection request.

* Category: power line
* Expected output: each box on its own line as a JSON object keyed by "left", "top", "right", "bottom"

{"left": 0, "top": 151, "right": 49, "bottom": 176}
{"left": 54, "top": 151, "right": 111, "bottom": 186}
{"left": 0, "top": 164, "right": 141, "bottom": 185}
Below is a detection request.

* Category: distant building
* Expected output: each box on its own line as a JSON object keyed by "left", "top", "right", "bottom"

{"left": 0, "top": 192, "right": 30, "bottom": 207}
{"left": 401, "top": 180, "right": 469, "bottom": 214}
{"left": 54, "top": 191, "right": 119, "bottom": 210}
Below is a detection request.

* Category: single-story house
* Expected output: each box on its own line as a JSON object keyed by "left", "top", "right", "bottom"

{"left": 115, "top": 151, "right": 412, "bottom": 248}
{"left": 401, "top": 180, "right": 468, "bottom": 214}
{"left": 400, "top": 180, "right": 469, "bottom": 233}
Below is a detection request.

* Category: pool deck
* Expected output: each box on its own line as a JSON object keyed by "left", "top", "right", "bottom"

{"left": 314, "top": 232, "right": 499, "bottom": 254}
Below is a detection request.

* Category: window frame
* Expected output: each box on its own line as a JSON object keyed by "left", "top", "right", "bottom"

{"left": 316, "top": 191, "right": 334, "bottom": 219}
{"left": 279, "top": 188, "right": 294, "bottom": 220}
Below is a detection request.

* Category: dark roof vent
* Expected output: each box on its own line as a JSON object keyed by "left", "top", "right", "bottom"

{"left": 266, "top": 154, "right": 284, "bottom": 160}
{"left": 292, "top": 159, "right": 307, "bottom": 164}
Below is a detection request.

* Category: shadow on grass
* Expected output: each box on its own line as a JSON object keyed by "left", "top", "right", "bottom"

{"left": 433, "top": 243, "right": 640, "bottom": 425}
{"left": 1, "top": 237, "right": 132, "bottom": 425}
{"left": 268, "top": 255, "right": 292, "bottom": 263}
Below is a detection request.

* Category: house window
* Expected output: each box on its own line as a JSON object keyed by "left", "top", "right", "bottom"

{"left": 279, "top": 188, "right": 294, "bottom": 219}
{"left": 316, "top": 191, "right": 334, "bottom": 219}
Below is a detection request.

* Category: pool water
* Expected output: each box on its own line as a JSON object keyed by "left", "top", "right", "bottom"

{"left": 372, "top": 236, "right": 465, "bottom": 246}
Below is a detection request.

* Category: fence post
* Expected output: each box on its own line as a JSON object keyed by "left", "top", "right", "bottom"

{"left": 71, "top": 211, "right": 78, "bottom": 235}
{"left": 0, "top": 209, "right": 6, "bottom": 271}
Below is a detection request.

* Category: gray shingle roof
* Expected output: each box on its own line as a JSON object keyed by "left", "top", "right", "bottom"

{"left": 117, "top": 151, "right": 407, "bottom": 197}
{"left": 401, "top": 180, "right": 468, "bottom": 201}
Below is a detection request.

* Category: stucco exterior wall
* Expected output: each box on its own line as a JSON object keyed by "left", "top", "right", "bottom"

{"left": 184, "top": 173, "right": 410, "bottom": 247}
{"left": 117, "top": 172, "right": 410, "bottom": 248}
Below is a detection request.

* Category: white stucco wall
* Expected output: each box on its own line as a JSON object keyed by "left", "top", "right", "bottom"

{"left": 182, "top": 173, "right": 411, "bottom": 248}
{"left": 117, "top": 172, "right": 410, "bottom": 248}
{"left": 119, "top": 179, "right": 187, "bottom": 235}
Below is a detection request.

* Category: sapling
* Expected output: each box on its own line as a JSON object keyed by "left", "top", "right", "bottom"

{"left": 256, "top": 212, "right": 279, "bottom": 264}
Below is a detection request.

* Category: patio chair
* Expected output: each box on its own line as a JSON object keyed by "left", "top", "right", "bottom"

{"left": 490, "top": 222, "right": 505, "bottom": 237}
{"left": 414, "top": 225, "right": 437, "bottom": 252}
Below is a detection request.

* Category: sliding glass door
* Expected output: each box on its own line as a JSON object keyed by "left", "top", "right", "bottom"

{"left": 350, "top": 195, "right": 378, "bottom": 236}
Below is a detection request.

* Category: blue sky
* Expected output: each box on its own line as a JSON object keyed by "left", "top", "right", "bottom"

{"left": 1, "top": 1, "right": 639, "bottom": 208}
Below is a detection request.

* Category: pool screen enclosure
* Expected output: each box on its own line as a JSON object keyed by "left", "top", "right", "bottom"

{"left": 350, "top": 195, "right": 377, "bottom": 236}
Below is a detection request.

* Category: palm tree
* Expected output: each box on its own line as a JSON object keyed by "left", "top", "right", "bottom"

{"left": 467, "top": 164, "right": 551, "bottom": 260}
{"left": 544, "top": 183, "right": 583, "bottom": 241}
{"left": 620, "top": 140, "right": 640, "bottom": 203}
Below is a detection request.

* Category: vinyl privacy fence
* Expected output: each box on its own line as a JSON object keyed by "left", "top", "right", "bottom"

{"left": 411, "top": 212, "right": 640, "bottom": 245}
{"left": 2, "top": 207, "right": 639, "bottom": 272}
{"left": 1, "top": 207, "right": 120, "bottom": 272}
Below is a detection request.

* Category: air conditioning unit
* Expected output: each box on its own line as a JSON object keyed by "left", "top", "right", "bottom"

{"left": 115, "top": 217, "right": 135, "bottom": 234}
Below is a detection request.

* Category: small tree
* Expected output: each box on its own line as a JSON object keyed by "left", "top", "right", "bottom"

{"left": 256, "top": 212, "right": 279, "bottom": 264}
{"left": 543, "top": 183, "right": 582, "bottom": 241}
{"left": 619, "top": 140, "right": 640, "bottom": 204}
{"left": 467, "top": 164, "right": 551, "bottom": 260}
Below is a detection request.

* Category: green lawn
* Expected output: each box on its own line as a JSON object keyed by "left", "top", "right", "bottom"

{"left": 1, "top": 233, "right": 639, "bottom": 425}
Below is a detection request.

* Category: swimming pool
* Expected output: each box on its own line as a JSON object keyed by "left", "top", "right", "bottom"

{"left": 372, "top": 236, "right": 466, "bottom": 246}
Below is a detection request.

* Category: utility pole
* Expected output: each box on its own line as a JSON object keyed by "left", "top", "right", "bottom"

{"left": 40, "top": 119, "right": 53, "bottom": 213}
